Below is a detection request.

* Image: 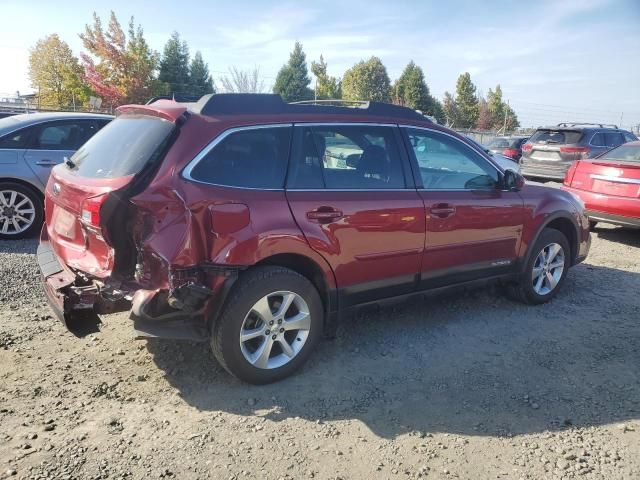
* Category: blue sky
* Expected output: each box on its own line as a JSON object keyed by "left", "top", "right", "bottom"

{"left": 0, "top": 0, "right": 639, "bottom": 129}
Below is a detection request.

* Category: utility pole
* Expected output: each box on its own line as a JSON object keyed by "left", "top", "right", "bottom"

{"left": 619, "top": 112, "right": 623, "bottom": 128}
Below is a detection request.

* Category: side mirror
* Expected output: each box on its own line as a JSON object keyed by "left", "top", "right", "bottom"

{"left": 502, "top": 169, "right": 525, "bottom": 191}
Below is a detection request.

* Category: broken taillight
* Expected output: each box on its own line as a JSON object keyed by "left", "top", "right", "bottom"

{"left": 81, "top": 193, "right": 109, "bottom": 228}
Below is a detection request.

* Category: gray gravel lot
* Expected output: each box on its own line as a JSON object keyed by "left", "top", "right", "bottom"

{"left": 0, "top": 224, "right": 639, "bottom": 480}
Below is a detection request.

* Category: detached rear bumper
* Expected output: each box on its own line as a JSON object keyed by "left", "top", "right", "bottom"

{"left": 37, "top": 227, "right": 79, "bottom": 327}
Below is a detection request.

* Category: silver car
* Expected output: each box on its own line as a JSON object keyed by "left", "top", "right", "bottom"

{"left": 0, "top": 112, "right": 112, "bottom": 238}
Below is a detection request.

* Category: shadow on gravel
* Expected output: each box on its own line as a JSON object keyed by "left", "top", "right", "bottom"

{"left": 146, "top": 263, "right": 640, "bottom": 439}
{"left": 0, "top": 237, "right": 38, "bottom": 255}
{"left": 592, "top": 226, "right": 639, "bottom": 248}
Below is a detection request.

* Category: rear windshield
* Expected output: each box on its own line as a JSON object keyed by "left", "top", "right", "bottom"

{"left": 599, "top": 144, "right": 640, "bottom": 163}
{"left": 68, "top": 114, "right": 174, "bottom": 178}
{"left": 486, "top": 137, "right": 522, "bottom": 149}
{"left": 529, "top": 129, "right": 582, "bottom": 145}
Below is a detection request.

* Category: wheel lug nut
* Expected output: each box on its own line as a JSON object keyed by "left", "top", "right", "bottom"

{"left": 269, "top": 320, "right": 274, "bottom": 326}
{"left": 277, "top": 319, "right": 282, "bottom": 324}
{"left": 265, "top": 329, "right": 270, "bottom": 335}
{"left": 271, "top": 335, "right": 277, "bottom": 340}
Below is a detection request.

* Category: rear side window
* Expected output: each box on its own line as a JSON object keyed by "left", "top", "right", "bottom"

{"left": 188, "top": 126, "right": 291, "bottom": 189}
{"left": 31, "top": 121, "right": 97, "bottom": 150}
{"left": 623, "top": 132, "right": 637, "bottom": 142}
{"left": 487, "top": 138, "right": 510, "bottom": 148}
{"left": 590, "top": 132, "right": 606, "bottom": 146}
{"left": 69, "top": 115, "right": 174, "bottom": 178}
{"left": 0, "top": 128, "right": 29, "bottom": 149}
{"left": 287, "top": 125, "right": 405, "bottom": 190}
{"left": 529, "top": 129, "right": 582, "bottom": 145}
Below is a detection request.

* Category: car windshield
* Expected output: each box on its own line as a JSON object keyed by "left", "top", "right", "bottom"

{"left": 529, "top": 129, "right": 582, "bottom": 144}
{"left": 599, "top": 144, "right": 640, "bottom": 163}
{"left": 68, "top": 114, "right": 175, "bottom": 178}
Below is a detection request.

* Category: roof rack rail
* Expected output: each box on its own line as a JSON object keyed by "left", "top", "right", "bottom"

{"left": 556, "top": 122, "right": 618, "bottom": 129}
{"left": 193, "top": 93, "right": 430, "bottom": 122}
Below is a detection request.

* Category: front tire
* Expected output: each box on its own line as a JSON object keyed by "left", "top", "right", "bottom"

{"left": 507, "top": 228, "right": 571, "bottom": 305}
{"left": 0, "top": 182, "right": 43, "bottom": 240}
{"left": 210, "top": 266, "right": 323, "bottom": 384}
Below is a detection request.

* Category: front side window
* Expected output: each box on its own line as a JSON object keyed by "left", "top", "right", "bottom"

{"left": 405, "top": 128, "right": 499, "bottom": 190}
{"left": 189, "top": 126, "right": 292, "bottom": 189}
{"left": 287, "top": 125, "right": 405, "bottom": 190}
{"left": 604, "top": 132, "right": 624, "bottom": 148}
{"left": 623, "top": 132, "right": 637, "bottom": 142}
{"left": 590, "top": 132, "right": 606, "bottom": 146}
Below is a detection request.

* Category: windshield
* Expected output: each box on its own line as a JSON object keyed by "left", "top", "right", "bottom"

{"left": 529, "top": 129, "right": 582, "bottom": 145}
{"left": 68, "top": 114, "right": 175, "bottom": 178}
{"left": 599, "top": 144, "right": 640, "bottom": 163}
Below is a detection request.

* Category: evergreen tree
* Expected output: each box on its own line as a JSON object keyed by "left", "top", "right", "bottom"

{"left": 310, "top": 55, "right": 341, "bottom": 99}
{"left": 442, "top": 91, "right": 459, "bottom": 127}
{"left": 341, "top": 56, "right": 391, "bottom": 102}
{"left": 454, "top": 72, "right": 479, "bottom": 128}
{"left": 189, "top": 51, "right": 214, "bottom": 97}
{"left": 394, "top": 61, "right": 442, "bottom": 120}
{"left": 158, "top": 31, "right": 191, "bottom": 95}
{"left": 273, "top": 42, "right": 312, "bottom": 102}
{"left": 486, "top": 85, "right": 504, "bottom": 128}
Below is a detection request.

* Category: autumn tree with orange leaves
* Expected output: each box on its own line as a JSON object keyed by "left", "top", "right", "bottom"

{"left": 79, "top": 11, "right": 159, "bottom": 106}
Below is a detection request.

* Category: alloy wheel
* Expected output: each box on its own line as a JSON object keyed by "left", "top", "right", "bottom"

{"left": 239, "top": 291, "right": 311, "bottom": 369}
{"left": 0, "top": 190, "right": 36, "bottom": 235}
{"left": 532, "top": 242, "right": 565, "bottom": 295}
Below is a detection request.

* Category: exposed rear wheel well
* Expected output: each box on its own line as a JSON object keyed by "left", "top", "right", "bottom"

{"left": 545, "top": 217, "right": 577, "bottom": 263}
{"left": 256, "top": 253, "right": 332, "bottom": 316}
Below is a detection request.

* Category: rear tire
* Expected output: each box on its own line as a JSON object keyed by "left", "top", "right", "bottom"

{"left": 210, "top": 266, "right": 323, "bottom": 384}
{"left": 507, "top": 228, "right": 571, "bottom": 305}
{"left": 0, "top": 182, "right": 43, "bottom": 240}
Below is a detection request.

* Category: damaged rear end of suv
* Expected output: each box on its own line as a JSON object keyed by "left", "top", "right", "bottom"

{"left": 39, "top": 100, "right": 218, "bottom": 340}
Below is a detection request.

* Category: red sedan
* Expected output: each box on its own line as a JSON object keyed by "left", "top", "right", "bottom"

{"left": 562, "top": 141, "right": 640, "bottom": 228}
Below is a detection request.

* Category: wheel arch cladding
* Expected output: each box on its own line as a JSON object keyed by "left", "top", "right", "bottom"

{"left": 0, "top": 177, "right": 44, "bottom": 201}
{"left": 523, "top": 213, "right": 578, "bottom": 271}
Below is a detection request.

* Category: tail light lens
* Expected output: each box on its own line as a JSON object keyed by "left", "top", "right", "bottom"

{"left": 521, "top": 143, "right": 533, "bottom": 153}
{"left": 560, "top": 146, "right": 590, "bottom": 159}
{"left": 503, "top": 148, "right": 519, "bottom": 159}
{"left": 81, "top": 193, "right": 108, "bottom": 228}
{"left": 563, "top": 161, "right": 579, "bottom": 186}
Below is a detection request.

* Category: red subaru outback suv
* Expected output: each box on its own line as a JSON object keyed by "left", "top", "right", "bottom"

{"left": 38, "top": 94, "right": 590, "bottom": 383}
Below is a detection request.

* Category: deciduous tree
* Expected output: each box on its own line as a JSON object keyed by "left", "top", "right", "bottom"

{"left": 220, "top": 66, "right": 265, "bottom": 93}
{"left": 273, "top": 42, "right": 312, "bottom": 102}
{"left": 341, "top": 56, "right": 391, "bottom": 102}
{"left": 79, "top": 11, "right": 159, "bottom": 106}
{"left": 28, "top": 34, "right": 88, "bottom": 109}
{"left": 442, "top": 91, "right": 459, "bottom": 127}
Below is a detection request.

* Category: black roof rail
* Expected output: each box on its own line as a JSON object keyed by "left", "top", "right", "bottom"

{"left": 556, "top": 122, "right": 618, "bottom": 129}
{"left": 193, "top": 93, "right": 430, "bottom": 121}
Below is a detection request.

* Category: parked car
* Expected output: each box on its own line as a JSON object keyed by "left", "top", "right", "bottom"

{"left": 466, "top": 136, "right": 522, "bottom": 173}
{"left": 0, "top": 112, "right": 112, "bottom": 238}
{"left": 38, "top": 94, "right": 590, "bottom": 384}
{"left": 485, "top": 136, "right": 529, "bottom": 161}
{"left": 521, "top": 123, "right": 637, "bottom": 181}
{"left": 562, "top": 141, "right": 640, "bottom": 229}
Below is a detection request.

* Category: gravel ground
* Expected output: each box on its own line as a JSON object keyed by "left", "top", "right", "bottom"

{"left": 0, "top": 224, "right": 639, "bottom": 480}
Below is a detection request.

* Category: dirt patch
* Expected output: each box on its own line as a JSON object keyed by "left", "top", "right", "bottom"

{"left": 1, "top": 226, "right": 639, "bottom": 479}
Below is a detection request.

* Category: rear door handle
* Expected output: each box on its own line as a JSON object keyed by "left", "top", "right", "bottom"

{"left": 430, "top": 204, "right": 456, "bottom": 218}
{"left": 306, "top": 207, "right": 343, "bottom": 223}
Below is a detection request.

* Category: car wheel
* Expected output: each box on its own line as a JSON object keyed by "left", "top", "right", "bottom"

{"left": 0, "top": 182, "right": 43, "bottom": 240}
{"left": 210, "top": 266, "right": 323, "bottom": 384}
{"left": 507, "top": 228, "right": 570, "bottom": 305}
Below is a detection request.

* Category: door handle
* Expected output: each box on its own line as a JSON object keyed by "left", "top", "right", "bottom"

{"left": 35, "top": 159, "right": 58, "bottom": 166}
{"left": 306, "top": 207, "right": 343, "bottom": 223}
{"left": 430, "top": 204, "right": 456, "bottom": 218}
